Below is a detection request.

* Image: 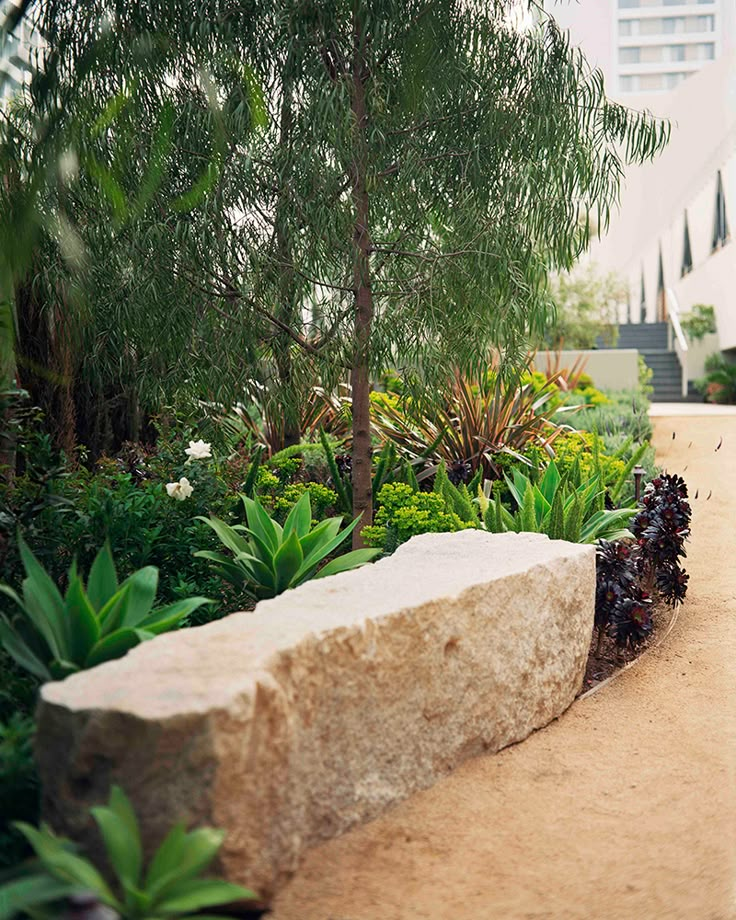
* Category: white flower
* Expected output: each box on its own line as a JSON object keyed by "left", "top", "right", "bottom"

{"left": 166, "top": 477, "right": 194, "bottom": 501}
{"left": 184, "top": 439, "right": 212, "bottom": 461}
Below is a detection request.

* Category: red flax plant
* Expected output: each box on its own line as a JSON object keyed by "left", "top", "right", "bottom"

{"left": 370, "top": 358, "right": 575, "bottom": 481}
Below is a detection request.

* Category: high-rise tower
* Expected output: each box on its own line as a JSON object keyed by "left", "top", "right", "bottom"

{"left": 549, "top": 0, "right": 735, "bottom": 98}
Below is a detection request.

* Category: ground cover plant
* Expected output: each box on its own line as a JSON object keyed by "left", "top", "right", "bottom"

{"left": 594, "top": 472, "right": 691, "bottom": 650}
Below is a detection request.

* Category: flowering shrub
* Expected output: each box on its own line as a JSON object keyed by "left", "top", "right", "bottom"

{"left": 166, "top": 477, "right": 194, "bottom": 500}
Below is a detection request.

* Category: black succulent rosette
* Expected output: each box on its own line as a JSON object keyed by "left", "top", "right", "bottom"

{"left": 611, "top": 588, "right": 653, "bottom": 649}
{"left": 334, "top": 453, "right": 352, "bottom": 481}
{"left": 656, "top": 565, "right": 689, "bottom": 606}
{"left": 631, "top": 471, "right": 691, "bottom": 606}
{"left": 595, "top": 539, "right": 638, "bottom": 631}
{"left": 448, "top": 459, "right": 473, "bottom": 486}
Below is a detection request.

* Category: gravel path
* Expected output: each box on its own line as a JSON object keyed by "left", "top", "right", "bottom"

{"left": 271, "top": 416, "right": 736, "bottom": 920}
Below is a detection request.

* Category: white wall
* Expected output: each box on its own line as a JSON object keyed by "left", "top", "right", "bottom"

{"left": 533, "top": 349, "right": 640, "bottom": 391}
{"left": 590, "top": 52, "right": 736, "bottom": 348}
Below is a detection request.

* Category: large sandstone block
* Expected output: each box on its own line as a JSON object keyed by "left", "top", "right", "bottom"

{"left": 36, "top": 531, "right": 595, "bottom": 898}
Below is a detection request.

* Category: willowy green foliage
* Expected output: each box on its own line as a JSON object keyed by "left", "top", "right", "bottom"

{"left": 22, "top": 0, "right": 668, "bottom": 539}
{"left": 0, "top": 786, "right": 255, "bottom": 919}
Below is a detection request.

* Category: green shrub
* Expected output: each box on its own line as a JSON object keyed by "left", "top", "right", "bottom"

{"left": 363, "top": 483, "right": 476, "bottom": 552}
{"left": 681, "top": 304, "right": 716, "bottom": 343}
{"left": 549, "top": 430, "right": 625, "bottom": 488}
{"left": 197, "top": 492, "right": 379, "bottom": 599}
{"left": 696, "top": 354, "right": 736, "bottom": 404}
{"left": 0, "top": 539, "right": 211, "bottom": 682}
{"left": 574, "top": 384, "right": 609, "bottom": 407}
{"left": 254, "top": 463, "right": 339, "bottom": 523}
{"left": 1, "top": 785, "right": 255, "bottom": 918}
{"left": 0, "top": 433, "right": 250, "bottom": 619}
{"left": 567, "top": 389, "right": 653, "bottom": 445}
{"left": 638, "top": 356, "right": 654, "bottom": 398}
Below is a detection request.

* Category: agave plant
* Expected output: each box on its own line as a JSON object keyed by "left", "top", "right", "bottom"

{"left": 370, "top": 362, "right": 575, "bottom": 480}
{"left": 0, "top": 539, "right": 210, "bottom": 682}
{"left": 484, "top": 461, "right": 635, "bottom": 544}
{"left": 0, "top": 786, "right": 254, "bottom": 919}
{"left": 196, "top": 491, "right": 379, "bottom": 599}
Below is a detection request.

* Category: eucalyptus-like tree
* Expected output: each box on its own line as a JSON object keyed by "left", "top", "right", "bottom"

{"left": 25, "top": 0, "right": 668, "bottom": 541}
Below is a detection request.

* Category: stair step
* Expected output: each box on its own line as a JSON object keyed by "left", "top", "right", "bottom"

{"left": 613, "top": 322, "right": 669, "bottom": 351}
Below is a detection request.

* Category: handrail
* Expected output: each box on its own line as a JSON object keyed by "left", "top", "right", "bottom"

{"left": 665, "top": 287, "right": 689, "bottom": 398}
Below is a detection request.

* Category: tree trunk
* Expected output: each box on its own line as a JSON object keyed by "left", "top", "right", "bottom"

{"left": 349, "top": 10, "right": 374, "bottom": 547}
{"left": 0, "top": 274, "right": 17, "bottom": 482}
{"left": 273, "top": 53, "right": 301, "bottom": 451}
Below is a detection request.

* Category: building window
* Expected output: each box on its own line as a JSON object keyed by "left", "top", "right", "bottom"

{"left": 619, "top": 19, "right": 636, "bottom": 35}
{"left": 641, "top": 46, "right": 663, "bottom": 63}
{"left": 619, "top": 74, "right": 637, "bottom": 91}
{"left": 687, "top": 14, "right": 715, "bottom": 30}
{"left": 664, "top": 72, "right": 686, "bottom": 88}
{"left": 619, "top": 46, "right": 641, "bottom": 63}
{"left": 682, "top": 213, "right": 693, "bottom": 276}
{"left": 650, "top": 16, "right": 688, "bottom": 35}
{"left": 667, "top": 44, "right": 687, "bottom": 61}
{"left": 618, "top": 0, "right": 641, "bottom": 7}
{"left": 641, "top": 73, "right": 665, "bottom": 90}
{"left": 640, "top": 269, "right": 647, "bottom": 319}
{"left": 712, "top": 171, "right": 730, "bottom": 251}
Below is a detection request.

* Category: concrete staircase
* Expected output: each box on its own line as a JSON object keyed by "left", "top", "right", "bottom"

{"left": 613, "top": 322, "right": 702, "bottom": 403}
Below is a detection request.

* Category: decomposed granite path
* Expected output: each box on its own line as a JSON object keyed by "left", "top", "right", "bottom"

{"left": 270, "top": 415, "right": 736, "bottom": 920}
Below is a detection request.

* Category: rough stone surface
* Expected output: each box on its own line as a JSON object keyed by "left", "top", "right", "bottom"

{"left": 36, "top": 531, "right": 595, "bottom": 899}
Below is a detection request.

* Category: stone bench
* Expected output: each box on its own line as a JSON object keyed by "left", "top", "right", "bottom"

{"left": 36, "top": 530, "right": 595, "bottom": 899}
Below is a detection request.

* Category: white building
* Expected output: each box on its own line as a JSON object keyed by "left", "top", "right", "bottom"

{"left": 548, "top": 0, "right": 735, "bottom": 97}
{"left": 0, "top": 0, "right": 40, "bottom": 102}
{"left": 547, "top": 1, "right": 735, "bottom": 357}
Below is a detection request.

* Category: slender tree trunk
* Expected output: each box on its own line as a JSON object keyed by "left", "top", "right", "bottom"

{"left": 55, "top": 289, "right": 78, "bottom": 458}
{"left": 349, "top": 10, "right": 374, "bottom": 547}
{"left": 0, "top": 171, "right": 18, "bottom": 481}
{"left": 273, "top": 54, "right": 301, "bottom": 450}
{"left": 0, "top": 271, "right": 17, "bottom": 482}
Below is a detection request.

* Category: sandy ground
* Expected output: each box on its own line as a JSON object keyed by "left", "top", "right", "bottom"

{"left": 270, "top": 416, "right": 736, "bottom": 920}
